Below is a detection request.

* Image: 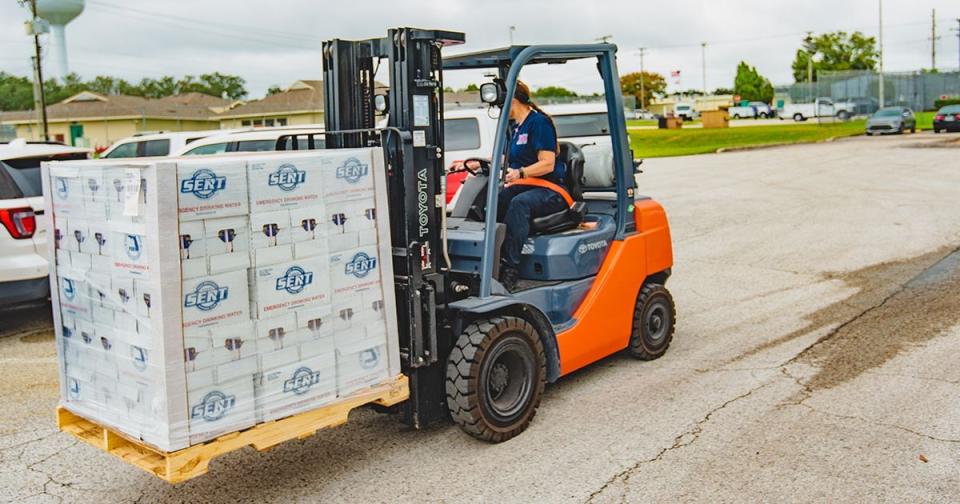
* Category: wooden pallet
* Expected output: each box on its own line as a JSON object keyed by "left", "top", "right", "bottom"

{"left": 57, "top": 375, "right": 408, "bottom": 484}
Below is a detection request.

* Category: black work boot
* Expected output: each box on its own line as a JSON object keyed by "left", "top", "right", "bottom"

{"left": 499, "top": 264, "right": 520, "bottom": 292}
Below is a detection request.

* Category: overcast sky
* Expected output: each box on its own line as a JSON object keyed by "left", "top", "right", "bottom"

{"left": 1, "top": 0, "right": 958, "bottom": 99}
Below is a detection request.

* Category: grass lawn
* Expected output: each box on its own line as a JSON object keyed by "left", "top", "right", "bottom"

{"left": 630, "top": 120, "right": 866, "bottom": 158}
{"left": 915, "top": 111, "right": 935, "bottom": 131}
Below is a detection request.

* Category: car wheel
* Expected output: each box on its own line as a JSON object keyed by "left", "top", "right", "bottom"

{"left": 446, "top": 316, "right": 545, "bottom": 442}
{"left": 911, "top": 126, "right": 916, "bottom": 134}
{"left": 759, "top": 112, "right": 768, "bottom": 119}
{"left": 934, "top": 129, "right": 940, "bottom": 134}
{"left": 793, "top": 114, "right": 804, "bottom": 122}
{"left": 837, "top": 111, "right": 849, "bottom": 120}
{"left": 627, "top": 284, "right": 676, "bottom": 360}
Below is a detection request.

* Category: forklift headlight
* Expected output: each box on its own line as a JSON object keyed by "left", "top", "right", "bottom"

{"left": 480, "top": 82, "right": 503, "bottom": 106}
{"left": 374, "top": 94, "right": 389, "bottom": 114}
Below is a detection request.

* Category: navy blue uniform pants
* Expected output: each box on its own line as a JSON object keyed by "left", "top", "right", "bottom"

{"left": 496, "top": 185, "right": 568, "bottom": 269}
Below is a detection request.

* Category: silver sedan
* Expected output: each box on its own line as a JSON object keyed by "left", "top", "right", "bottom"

{"left": 866, "top": 106, "right": 916, "bottom": 135}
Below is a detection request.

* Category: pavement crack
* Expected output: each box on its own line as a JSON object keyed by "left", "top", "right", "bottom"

{"left": 584, "top": 381, "right": 771, "bottom": 503}
{"left": 798, "top": 403, "right": 960, "bottom": 444}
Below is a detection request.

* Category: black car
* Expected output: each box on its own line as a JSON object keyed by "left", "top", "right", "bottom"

{"left": 933, "top": 105, "right": 960, "bottom": 133}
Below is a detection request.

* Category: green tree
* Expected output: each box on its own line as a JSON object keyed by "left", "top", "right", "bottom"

{"left": 266, "top": 85, "right": 284, "bottom": 96}
{"left": 620, "top": 71, "right": 667, "bottom": 108}
{"left": 733, "top": 62, "right": 774, "bottom": 103}
{"left": 533, "top": 86, "right": 577, "bottom": 98}
{"left": 461, "top": 83, "right": 479, "bottom": 92}
{"left": 712, "top": 87, "right": 734, "bottom": 95}
{"left": 791, "top": 31, "right": 878, "bottom": 82}
{"left": 0, "top": 72, "right": 35, "bottom": 111}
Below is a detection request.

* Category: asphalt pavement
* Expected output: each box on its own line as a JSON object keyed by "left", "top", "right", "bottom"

{"left": 1, "top": 131, "right": 958, "bottom": 503}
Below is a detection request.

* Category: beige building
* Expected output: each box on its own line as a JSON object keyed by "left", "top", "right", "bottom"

{"left": 217, "top": 80, "right": 324, "bottom": 129}
{"left": 0, "top": 92, "right": 228, "bottom": 150}
{"left": 649, "top": 94, "right": 735, "bottom": 115}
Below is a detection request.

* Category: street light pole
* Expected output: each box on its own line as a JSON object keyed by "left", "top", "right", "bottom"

{"left": 878, "top": 0, "right": 885, "bottom": 108}
{"left": 701, "top": 42, "right": 707, "bottom": 95}
{"left": 638, "top": 47, "right": 646, "bottom": 109}
{"left": 508, "top": 25, "right": 515, "bottom": 46}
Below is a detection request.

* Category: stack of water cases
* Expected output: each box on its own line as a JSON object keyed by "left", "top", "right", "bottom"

{"left": 44, "top": 149, "right": 399, "bottom": 452}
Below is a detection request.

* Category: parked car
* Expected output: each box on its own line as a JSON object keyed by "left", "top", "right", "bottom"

{"left": 101, "top": 130, "right": 221, "bottom": 159}
{"left": 933, "top": 105, "right": 960, "bottom": 133}
{"left": 0, "top": 139, "right": 90, "bottom": 305}
{"left": 173, "top": 126, "right": 326, "bottom": 156}
{"left": 866, "top": 106, "right": 916, "bottom": 135}
{"left": 728, "top": 104, "right": 756, "bottom": 119}
{"left": 673, "top": 103, "right": 697, "bottom": 121}
{"left": 781, "top": 98, "right": 856, "bottom": 121}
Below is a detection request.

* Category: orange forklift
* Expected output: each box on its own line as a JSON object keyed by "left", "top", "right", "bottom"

{"left": 321, "top": 28, "right": 675, "bottom": 442}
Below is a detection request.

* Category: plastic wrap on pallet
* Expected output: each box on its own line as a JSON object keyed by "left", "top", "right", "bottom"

{"left": 43, "top": 148, "right": 400, "bottom": 452}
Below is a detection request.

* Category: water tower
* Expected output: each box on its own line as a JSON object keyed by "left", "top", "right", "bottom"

{"left": 35, "top": 0, "right": 85, "bottom": 80}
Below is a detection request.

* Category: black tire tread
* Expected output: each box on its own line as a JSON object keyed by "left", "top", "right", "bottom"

{"left": 628, "top": 283, "right": 677, "bottom": 360}
{"left": 445, "top": 316, "right": 545, "bottom": 442}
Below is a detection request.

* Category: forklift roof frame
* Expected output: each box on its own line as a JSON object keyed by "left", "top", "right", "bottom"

{"left": 443, "top": 44, "right": 634, "bottom": 298}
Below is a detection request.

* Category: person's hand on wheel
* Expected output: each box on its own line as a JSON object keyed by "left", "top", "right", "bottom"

{"left": 505, "top": 168, "right": 520, "bottom": 183}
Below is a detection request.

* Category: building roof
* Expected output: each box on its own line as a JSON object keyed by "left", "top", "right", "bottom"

{"left": 217, "top": 80, "right": 325, "bottom": 118}
{"left": 0, "top": 91, "right": 232, "bottom": 123}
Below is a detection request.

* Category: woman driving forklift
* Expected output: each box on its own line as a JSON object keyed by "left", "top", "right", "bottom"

{"left": 454, "top": 80, "right": 568, "bottom": 290}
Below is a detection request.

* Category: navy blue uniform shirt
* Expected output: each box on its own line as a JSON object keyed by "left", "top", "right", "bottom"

{"left": 509, "top": 110, "right": 566, "bottom": 185}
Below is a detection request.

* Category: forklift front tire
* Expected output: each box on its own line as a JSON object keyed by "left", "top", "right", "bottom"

{"left": 627, "top": 283, "right": 676, "bottom": 360}
{"left": 446, "top": 316, "right": 545, "bottom": 442}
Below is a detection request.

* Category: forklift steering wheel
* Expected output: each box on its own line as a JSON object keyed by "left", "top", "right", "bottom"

{"left": 460, "top": 158, "right": 491, "bottom": 176}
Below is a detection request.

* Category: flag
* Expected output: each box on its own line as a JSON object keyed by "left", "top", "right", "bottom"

{"left": 670, "top": 70, "right": 681, "bottom": 78}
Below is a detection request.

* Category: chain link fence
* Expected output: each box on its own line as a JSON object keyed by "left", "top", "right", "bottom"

{"left": 775, "top": 69, "right": 960, "bottom": 114}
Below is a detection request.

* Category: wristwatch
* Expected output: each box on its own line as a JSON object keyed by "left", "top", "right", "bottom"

{"left": 519, "top": 168, "right": 526, "bottom": 179}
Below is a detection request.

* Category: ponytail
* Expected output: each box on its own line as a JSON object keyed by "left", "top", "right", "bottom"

{"left": 515, "top": 81, "right": 560, "bottom": 154}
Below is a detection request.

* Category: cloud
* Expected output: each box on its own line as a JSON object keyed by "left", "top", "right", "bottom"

{"left": 1, "top": 0, "right": 957, "bottom": 98}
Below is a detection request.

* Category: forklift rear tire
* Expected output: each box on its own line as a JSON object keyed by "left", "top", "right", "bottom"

{"left": 446, "top": 316, "right": 545, "bottom": 442}
{"left": 627, "top": 284, "right": 676, "bottom": 360}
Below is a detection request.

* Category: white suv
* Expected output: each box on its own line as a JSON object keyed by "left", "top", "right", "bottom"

{"left": 101, "top": 130, "right": 221, "bottom": 159}
{"left": 0, "top": 140, "right": 90, "bottom": 305}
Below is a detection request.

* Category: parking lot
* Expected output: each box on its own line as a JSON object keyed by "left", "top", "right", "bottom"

{"left": 1, "top": 132, "right": 958, "bottom": 502}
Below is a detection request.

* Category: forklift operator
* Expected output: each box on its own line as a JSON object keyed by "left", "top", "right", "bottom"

{"left": 494, "top": 81, "right": 568, "bottom": 288}
{"left": 453, "top": 81, "right": 568, "bottom": 289}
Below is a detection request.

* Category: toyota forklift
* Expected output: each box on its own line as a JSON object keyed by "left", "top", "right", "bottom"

{"left": 322, "top": 28, "right": 675, "bottom": 442}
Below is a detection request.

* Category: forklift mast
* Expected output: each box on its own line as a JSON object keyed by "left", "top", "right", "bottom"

{"left": 322, "top": 28, "right": 465, "bottom": 428}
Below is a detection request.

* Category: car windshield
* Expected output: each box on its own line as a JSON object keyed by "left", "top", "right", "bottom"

{"left": 553, "top": 113, "right": 609, "bottom": 137}
{"left": 939, "top": 105, "right": 960, "bottom": 114}
{"left": 183, "top": 142, "right": 229, "bottom": 156}
{"left": 0, "top": 154, "right": 87, "bottom": 199}
{"left": 444, "top": 118, "right": 481, "bottom": 151}
{"left": 104, "top": 142, "right": 138, "bottom": 158}
{"left": 875, "top": 108, "right": 903, "bottom": 117}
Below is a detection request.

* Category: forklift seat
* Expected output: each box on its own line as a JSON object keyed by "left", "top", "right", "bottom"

{"left": 530, "top": 142, "right": 587, "bottom": 235}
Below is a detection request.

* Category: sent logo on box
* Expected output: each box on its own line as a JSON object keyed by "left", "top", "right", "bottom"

{"left": 55, "top": 178, "right": 69, "bottom": 199}
{"left": 268, "top": 164, "right": 306, "bottom": 192}
{"left": 180, "top": 169, "right": 227, "bottom": 199}
{"left": 62, "top": 278, "right": 77, "bottom": 300}
{"left": 335, "top": 158, "right": 369, "bottom": 184}
{"left": 359, "top": 347, "right": 380, "bottom": 369}
{"left": 345, "top": 252, "right": 377, "bottom": 278}
{"left": 125, "top": 234, "right": 143, "bottom": 260}
{"left": 191, "top": 390, "right": 236, "bottom": 422}
{"left": 282, "top": 367, "right": 323, "bottom": 395}
{"left": 184, "top": 281, "right": 229, "bottom": 311}
{"left": 275, "top": 266, "right": 314, "bottom": 294}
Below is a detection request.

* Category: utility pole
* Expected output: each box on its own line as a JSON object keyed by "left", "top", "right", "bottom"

{"left": 878, "top": 0, "right": 885, "bottom": 109}
{"left": 26, "top": 0, "right": 49, "bottom": 141}
{"left": 595, "top": 35, "right": 613, "bottom": 44}
{"left": 638, "top": 47, "right": 646, "bottom": 109}
{"left": 806, "top": 31, "right": 813, "bottom": 103}
{"left": 955, "top": 18, "right": 960, "bottom": 72}
{"left": 701, "top": 42, "right": 707, "bottom": 95}
{"left": 929, "top": 9, "right": 939, "bottom": 70}
{"left": 508, "top": 25, "right": 515, "bottom": 46}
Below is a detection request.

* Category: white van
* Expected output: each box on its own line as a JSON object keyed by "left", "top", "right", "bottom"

{"left": 100, "top": 130, "right": 221, "bottom": 159}
{"left": 174, "top": 126, "right": 326, "bottom": 156}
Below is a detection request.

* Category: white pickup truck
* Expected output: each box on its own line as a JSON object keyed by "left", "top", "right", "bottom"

{"left": 781, "top": 98, "right": 856, "bottom": 122}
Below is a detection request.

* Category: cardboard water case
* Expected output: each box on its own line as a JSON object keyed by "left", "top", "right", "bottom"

{"left": 177, "top": 158, "right": 248, "bottom": 221}
{"left": 248, "top": 156, "right": 324, "bottom": 213}
{"left": 335, "top": 332, "right": 389, "bottom": 397}
{"left": 187, "top": 377, "right": 256, "bottom": 445}
{"left": 320, "top": 149, "right": 376, "bottom": 203}
{"left": 181, "top": 269, "right": 250, "bottom": 331}
{"left": 329, "top": 245, "right": 382, "bottom": 296}
{"left": 49, "top": 165, "right": 85, "bottom": 217}
{"left": 256, "top": 353, "right": 336, "bottom": 423}
{"left": 249, "top": 256, "right": 331, "bottom": 319}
